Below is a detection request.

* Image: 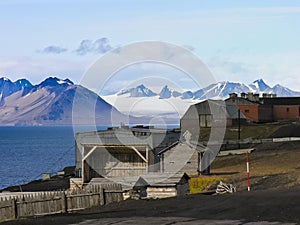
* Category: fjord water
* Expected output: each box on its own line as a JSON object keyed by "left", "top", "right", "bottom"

{"left": 0, "top": 126, "right": 75, "bottom": 190}
{"left": 0, "top": 125, "right": 179, "bottom": 190}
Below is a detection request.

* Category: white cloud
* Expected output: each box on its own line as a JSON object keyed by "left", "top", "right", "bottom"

{"left": 38, "top": 45, "right": 68, "bottom": 54}
{"left": 0, "top": 57, "right": 88, "bottom": 84}
{"left": 75, "top": 38, "right": 112, "bottom": 56}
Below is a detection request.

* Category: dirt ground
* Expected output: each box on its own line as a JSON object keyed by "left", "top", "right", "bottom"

{"left": 211, "top": 142, "right": 300, "bottom": 192}
{"left": 1, "top": 145, "right": 300, "bottom": 225}
{"left": 2, "top": 187, "right": 300, "bottom": 224}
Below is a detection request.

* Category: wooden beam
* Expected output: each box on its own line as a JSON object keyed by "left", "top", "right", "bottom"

{"left": 82, "top": 146, "right": 98, "bottom": 184}
{"left": 131, "top": 146, "right": 148, "bottom": 163}
{"left": 146, "top": 145, "right": 149, "bottom": 173}
{"left": 82, "top": 145, "right": 85, "bottom": 183}
{"left": 82, "top": 146, "right": 97, "bottom": 161}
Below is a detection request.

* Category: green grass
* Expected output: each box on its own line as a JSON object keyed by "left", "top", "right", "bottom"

{"left": 191, "top": 123, "right": 281, "bottom": 142}
{"left": 189, "top": 176, "right": 223, "bottom": 194}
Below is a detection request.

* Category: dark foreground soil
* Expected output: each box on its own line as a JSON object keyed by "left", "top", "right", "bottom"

{"left": 2, "top": 187, "right": 300, "bottom": 225}
{"left": 1, "top": 144, "right": 300, "bottom": 224}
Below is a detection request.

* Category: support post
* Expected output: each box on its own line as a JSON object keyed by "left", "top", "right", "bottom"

{"left": 146, "top": 145, "right": 149, "bottom": 173}
{"left": 81, "top": 146, "right": 85, "bottom": 184}
{"left": 100, "top": 188, "right": 106, "bottom": 205}
{"left": 61, "top": 191, "right": 67, "bottom": 213}
{"left": 161, "top": 154, "right": 164, "bottom": 173}
{"left": 197, "top": 152, "right": 201, "bottom": 176}
{"left": 11, "top": 198, "right": 18, "bottom": 219}
{"left": 238, "top": 109, "right": 241, "bottom": 149}
{"left": 246, "top": 151, "right": 251, "bottom": 191}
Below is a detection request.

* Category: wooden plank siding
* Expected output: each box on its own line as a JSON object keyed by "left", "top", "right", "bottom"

{"left": 0, "top": 184, "right": 123, "bottom": 222}
{"left": 82, "top": 145, "right": 152, "bottom": 182}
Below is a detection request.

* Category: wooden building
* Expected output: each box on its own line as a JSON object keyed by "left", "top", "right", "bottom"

{"left": 75, "top": 126, "right": 181, "bottom": 184}
{"left": 157, "top": 138, "right": 215, "bottom": 176}
{"left": 261, "top": 97, "right": 300, "bottom": 121}
{"left": 226, "top": 93, "right": 300, "bottom": 123}
{"left": 134, "top": 173, "right": 190, "bottom": 198}
{"left": 180, "top": 99, "right": 246, "bottom": 132}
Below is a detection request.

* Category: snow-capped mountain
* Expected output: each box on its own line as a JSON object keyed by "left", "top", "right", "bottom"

{"left": 159, "top": 85, "right": 172, "bottom": 99}
{"left": 0, "top": 77, "right": 128, "bottom": 126}
{"left": 249, "top": 79, "right": 270, "bottom": 92}
{"left": 195, "top": 79, "right": 300, "bottom": 99}
{"left": 38, "top": 77, "right": 74, "bottom": 88}
{"left": 102, "top": 79, "right": 300, "bottom": 120}
{"left": 181, "top": 91, "right": 194, "bottom": 99}
{"left": 2, "top": 76, "right": 300, "bottom": 126}
{"left": 158, "top": 85, "right": 182, "bottom": 99}
{"left": 112, "top": 79, "right": 300, "bottom": 101}
{"left": 0, "top": 77, "right": 33, "bottom": 102}
{"left": 14, "top": 78, "right": 33, "bottom": 90}
{"left": 265, "top": 84, "right": 300, "bottom": 97}
{"left": 117, "top": 84, "right": 157, "bottom": 97}
{"left": 193, "top": 81, "right": 252, "bottom": 100}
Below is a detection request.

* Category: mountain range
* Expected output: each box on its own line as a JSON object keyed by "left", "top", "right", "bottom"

{"left": 1, "top": 77, "right": 300, "bottom": 126}
{"left": 115, "top": 79, "right": 300, "bottom": 100}
{"left": 0, "top": 77, "right": 135, "bottom": 126}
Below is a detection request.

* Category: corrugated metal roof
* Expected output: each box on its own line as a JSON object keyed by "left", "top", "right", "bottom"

{"left": 86, "top": 173, "right": 190, "bottom": 190}
{"left": 136, "top": 173, "right": 190, "bottom": 187}
{"left": 76, "top": 127, "right": 181, "bottom": 155}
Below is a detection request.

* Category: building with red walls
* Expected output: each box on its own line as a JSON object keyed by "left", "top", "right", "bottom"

{"left": 226, "top": 94, "right": 300, "bottom": 123}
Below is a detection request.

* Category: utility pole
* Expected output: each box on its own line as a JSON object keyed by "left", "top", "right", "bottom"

{"left": 238, "top": 109, "right": 241, "bottom": 149}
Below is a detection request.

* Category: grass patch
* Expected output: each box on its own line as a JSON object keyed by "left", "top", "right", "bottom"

{"left": 191, "top": 123, "right": 281, "bottom": 142}
{"left": 189, "top": 176, "right": 223, "bottom": 194}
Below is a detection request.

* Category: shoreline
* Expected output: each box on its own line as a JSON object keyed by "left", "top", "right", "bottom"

{"left": 0, "top": 166, "right": 75, "bottom": 193}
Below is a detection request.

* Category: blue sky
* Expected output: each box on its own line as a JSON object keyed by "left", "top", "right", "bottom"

{"left": 1, "top": 0, "right": 300, "bottom": 92}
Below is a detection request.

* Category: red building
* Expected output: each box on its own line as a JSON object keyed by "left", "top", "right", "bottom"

{"left": 261, "top": 97, "right": 300, "bottom": 121}
{"left": 226, "top": 94, "right": 300, "bottom": 123}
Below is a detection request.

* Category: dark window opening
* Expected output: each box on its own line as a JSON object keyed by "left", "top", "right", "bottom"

{"left": 287, "top": 108, "right": 290, "bottom": 112}
{"left": 245, "top": 109, "right": 250, "bottom": 113}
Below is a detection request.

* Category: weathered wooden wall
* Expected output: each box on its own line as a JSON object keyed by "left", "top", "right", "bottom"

{"left": 85, "top": 147, "right": 148, "bottom": 179}
{"left": 0, "top": 184, "right": 122, "bottom": 222}
{"left": 146, "top": 187, "right": 177, "bottom": 198}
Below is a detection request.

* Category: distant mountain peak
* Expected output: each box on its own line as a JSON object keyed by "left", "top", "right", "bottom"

{"left": 39, "top": 77, "right": 74, "bottom": 87}
{"left": 249, "top": 79, "right": 270, "bottom": 92}
{"left": 117, "top": 84, "right": 157, "bottom": 97}
{"left": 3, "top": 77, "right": 9, "bottom": 81}
{"left": 0, "top": 76, "right": 125, "bottom": 126}
{"left": 15, "top": 78, "right": 33, "bottom": 88}
{"left": 273, "top": 84, "right": 283, "bottom": 88}
{"left": 137, "top": 84, "right": 146, "bottom": 89}
{"left": 0, "top": 77, "right": 12, "bottom": 83}
{"left": 253, "top": 78, "right": 264, "bottom": 83}
{"left": 159, "top": 85, "right": 172, "bottom": 99}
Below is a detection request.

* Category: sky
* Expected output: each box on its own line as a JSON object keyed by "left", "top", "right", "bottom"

{"left": 0, "top": 0, "right": 300, "bottom": 93}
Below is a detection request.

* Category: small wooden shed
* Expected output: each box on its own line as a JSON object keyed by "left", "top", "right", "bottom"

{"left": 134, "top": 173, "right": 190, "bottom": 199}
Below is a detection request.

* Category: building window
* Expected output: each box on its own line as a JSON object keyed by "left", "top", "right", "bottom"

{"left": 245, "top": 109, "right": 250, "bottom": 113}
{"left": 287, "top": 108, "right": 290, "bottom": 112}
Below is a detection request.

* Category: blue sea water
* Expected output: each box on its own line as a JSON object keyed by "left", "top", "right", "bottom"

{"left": 0, "top": 126, "right": 77, "bottom": 190}
{"left": 0, "top": 124, "right": 179, "bottom": 190}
